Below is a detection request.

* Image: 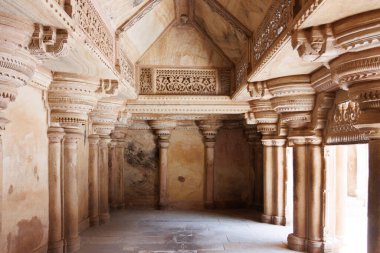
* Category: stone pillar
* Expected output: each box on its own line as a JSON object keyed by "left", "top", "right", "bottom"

{"left": 261, "top": 138, "right": 286, "bottom": 225}
{"left": 347, "top": 145, "right": 358, "bottom": 197}
{"left": 88, "top": 134, "right": 99, "bottom": 226}
{"left": 98, "top": 136, "right": 111, "bottom": 223}
{"left": 109, "top": 129, "right": 126, "bottom": 209}
{"left": 198, "top": 120, "right": 222, "bottom": 209}
{"left": 287, "top": 137, "right": 307, "bottom": 251}
{"left": 335, "top": 145, "right": 348, "bottom": 244}
{"left": 47, "top": 127, "right": 65, "bottom": 253}
{"left": 306, "top": 138, "right": 324, "bottom": 253}
{"left": 63, "top": 128, "right": 82, "bottom": 253}
{"left": 149, "top": 120, "right": 176, "bottom": 209}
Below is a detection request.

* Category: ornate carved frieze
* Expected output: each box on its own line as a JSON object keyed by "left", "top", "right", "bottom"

{"left": 330, "top": 48, "right": 380, "bottom": 89}
{"left": 235, "top": 56, "right": 249, "bottom": 93}
{"left": 252, "top": 0, "right": 294, "bottom": 62}
{"left": 116, "top": 51, "right": 134, "bottom": 87}
{"left": 138, "top": 67, "right": 231, "bottom": 95}
{"left": 311, "top": 67, "right": 339, "bottom": 93}
{"left": 293, "top": 9, "right": 380, "bottom": 64}
{"left": 29, "top": 24, "right": 71, "bottom": 60}
{"left": 72, "top": 0, "right": 114, "bottom": 62}
{"left": 325, "top": 93, "right": 368, "bottom": 144}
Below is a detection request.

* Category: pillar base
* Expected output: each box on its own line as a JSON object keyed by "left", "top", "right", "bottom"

{"left": 261, "top": 214, "right": 272, "bottom": 224}
{"left": 48, "top": 240, "right": 64, "bottom": 253}
{"left": 306, "top": 240, "right": 323, "bottom": 253}
{"left": 287, "top": 233, "right": 306, "bottom": 252}
{"left": 99, "top": 213, "right": 110, "bottom": 224}
{"left": 66, "top": 237, "right": 80, "bottom": 253}
{"left": 89, "top": 216, "right": 99, "bottom": 227}
{"left": 272, "top": 215, "right": 286, "bottom": 226}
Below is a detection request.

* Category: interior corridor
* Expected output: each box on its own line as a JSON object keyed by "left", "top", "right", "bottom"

{"left": 77, "top": 209, "right": 293, "bottom": 253}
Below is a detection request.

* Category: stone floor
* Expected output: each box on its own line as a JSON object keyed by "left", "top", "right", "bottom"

{"left": 77, "top": 209, "right": 293, "bottom": 253}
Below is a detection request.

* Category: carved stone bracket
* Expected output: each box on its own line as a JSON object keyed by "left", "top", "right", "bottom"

{"left": 29, "top": 24, "right": 71, "bottom": 60}
{"left": 293, "top": 9, "right": 380, "bottom": 64}
{"left": 96, "top": 79, "right": 118, "bottom": 97}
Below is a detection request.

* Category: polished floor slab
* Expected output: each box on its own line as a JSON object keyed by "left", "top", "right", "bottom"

{"left": 77, "top": 209, "right": 293, "bottom": 253}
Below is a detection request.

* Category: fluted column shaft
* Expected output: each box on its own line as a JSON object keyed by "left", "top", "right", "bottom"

{"left": 99, "top": 136, "right": 111, "bottom": 223}
{"left": 88, "top": 134, "right": 99, "bottom": 226}
{"left": 261, "top": 138, "right": 286, "bottom": 225}
{"left": 47, "top": 127, "right": 65, "bottom": 253}
{"left": 63, "top": 128, "right": 82, "bottom": 253}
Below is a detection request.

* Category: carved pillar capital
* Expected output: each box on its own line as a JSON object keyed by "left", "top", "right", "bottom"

{"left": 244, "top": 124, "right": 261, "bottom": 144}
{"left": 48, "top": 72, "right": 99, "bottom": 128}
{"left": 88, "top": 134, "right": 100, "bottom": 145}
{"left": 47, "top": 127, "right": 65, "bottom": 143}
{"left": 261, "top": 138, "right": 286, "bottom": 147}
{"left": 149, "top": 120, "right": 177, "bottom": 144}
{"left": 90, "top": 101, "right": 124, "bottom": 136}
{"left": 197, "top": 120, "right": 223, "bottom": 143}
{"left": 63, "top": 128, "right": 83, "bottom": 144}
{"left": 0, "top": 13, "right": 36, "bottom": 122}
{"left": 266, "top": 75, "right": 315, "bottom": 129}
{"left": 249, "top": 100, "right": 278, "bottom": 136}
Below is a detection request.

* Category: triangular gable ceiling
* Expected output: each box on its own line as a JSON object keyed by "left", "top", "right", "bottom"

{"left": 138, "top": 24, "right": 232, "bottom": 67}
{"left": 118, "top": 0, "right": 175, "bottom": 63}
{"left": 194, "top": 0, "right": 249, "bottom": 64}
{"left": 215, "top": 0, "right": 273, "bottom": 32}
{"left": 96, "top": 0, "right": 151, "bottom": 29}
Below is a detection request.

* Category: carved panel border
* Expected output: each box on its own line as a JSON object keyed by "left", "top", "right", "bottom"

{"left": 138, "top": 67, "right": 232, "bottom": 95}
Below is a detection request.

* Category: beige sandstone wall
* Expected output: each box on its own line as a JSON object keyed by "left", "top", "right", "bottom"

{"left": 167, "top": 129, "right": 205, "bottom": 209}
{"left": 1, "top": 85, "right": 49, "bottom": 253}
{"left": 124, "top": 130, "right": 159, "bottom": 208}
{"left": 214, "top": 127, "right": 251, "bottom": 208}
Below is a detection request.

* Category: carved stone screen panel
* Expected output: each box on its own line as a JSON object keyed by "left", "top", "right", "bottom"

{"left": 138, "top": 67, "right": 232, "bottom": 95}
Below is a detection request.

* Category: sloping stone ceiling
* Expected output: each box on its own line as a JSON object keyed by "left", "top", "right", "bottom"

{"left": 138, "top": 25, "right": 232, "bottom": 67}
{"left": 216, "top": 0, "right": 272, "bottom": 32}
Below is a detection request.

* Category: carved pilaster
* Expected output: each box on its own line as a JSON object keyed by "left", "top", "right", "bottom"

{"left": 197, "top": 120, "right": 223, "bottom": 209}
{"left": 148, "top": 120, "right": 177, "bottom": 209}
{"left": 98, "top": 136, "right": 111, "bottom": 223}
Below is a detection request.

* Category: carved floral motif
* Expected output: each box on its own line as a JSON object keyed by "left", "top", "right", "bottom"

{"left": 73, "top": 0, "right": 114, "bottom": 62}
{"left": 252, "top": 0, "right": 293, "bottom": 62}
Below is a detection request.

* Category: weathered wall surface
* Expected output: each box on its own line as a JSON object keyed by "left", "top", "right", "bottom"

{"left": 167, "top": 128, "right": 204, "bottom": 209}
{"left": 124, "top": 130, "right": 159, "bottom": 208}
{"left": 1, "top": 85, "right": 49, "bottom": 253}
{"left": 214, "top": 126, "right": 251, "bottom": 208}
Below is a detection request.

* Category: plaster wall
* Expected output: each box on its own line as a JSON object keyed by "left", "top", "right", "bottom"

{"left": 167, "top": 129, "right": 204, "bottom": 209}
{"left": 1, "top": 85, "right": 49, "bottom": 253}
{"left": 124, "top": 130, "right": 159, "bottom": 208}
{"left": 214, "top": 127, "right": 251, "bottom": 208}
